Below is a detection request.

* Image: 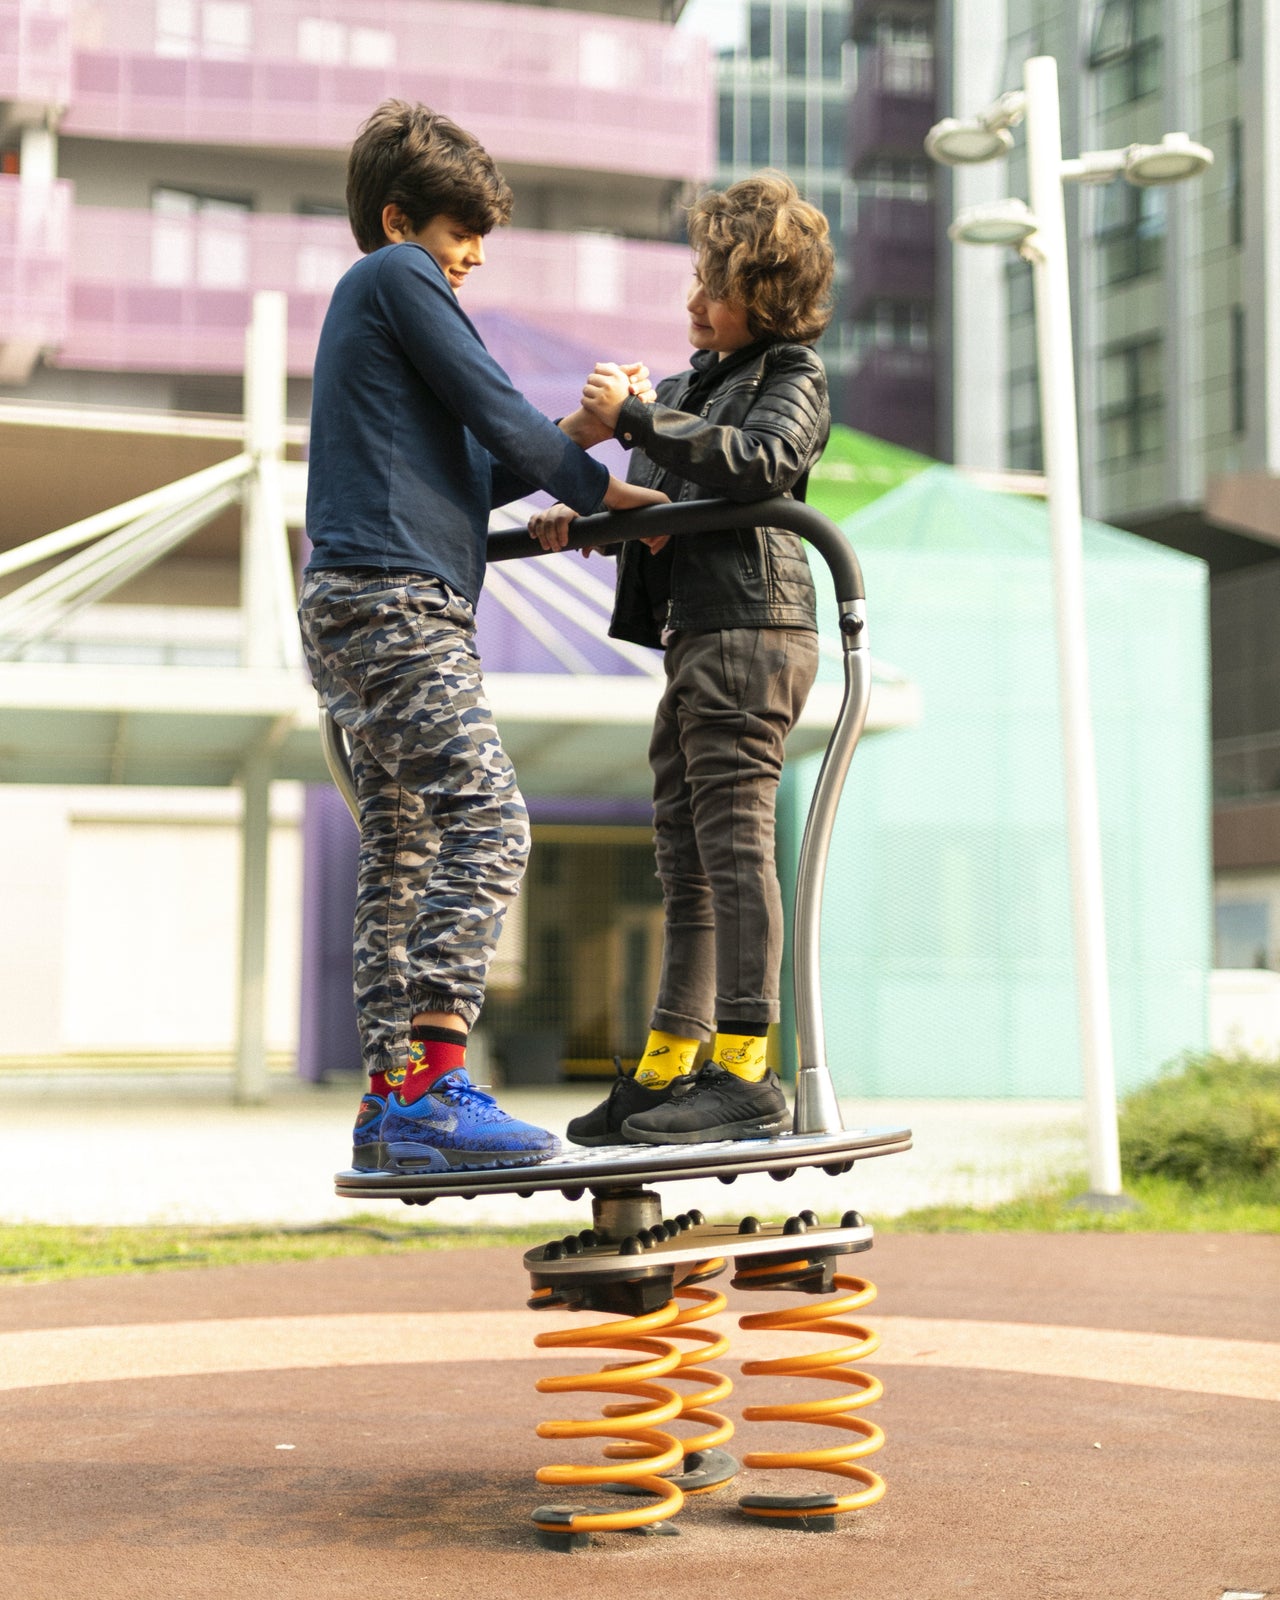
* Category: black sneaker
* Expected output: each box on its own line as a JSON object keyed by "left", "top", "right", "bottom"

{"left": 566, "top": 1059, "right": 686, "bottom": 1147}
{"left": 621, "top": 1062, "right": 791, "bottom": 1145}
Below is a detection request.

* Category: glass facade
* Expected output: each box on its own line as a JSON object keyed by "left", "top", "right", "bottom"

{"left": 681, "top": 0, "right": 859, "bottom": 392}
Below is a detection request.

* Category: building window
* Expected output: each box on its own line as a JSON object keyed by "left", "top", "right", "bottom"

{"left": 1231, "top": 305, "right": 1246, "bottom": 436}
{"left": 749, "top": 3, "right": 770, "bottom": 61}
{"left": 855, "top": 299, "right": 931, "bottom": 356}
{"left": 155, "top": 0, "right": 251, "bottom": 58}
{"left": 878, "top": 40, "right": 933, "bottom": 96}
{"left": 1229, "top": 118, "right": 1244, "bottom": 248}
{"left": 150, "top": 186, "right": 252, "bottom": 288}
{"left": 1094, "top": 181, "right": 1165, "bottom": 284}
{"left": 1098, "top": 337, "right": 1164, "bottom": 463}
{"left": 1215, "top": 900, "right": 1270, "bottom": 969}
{"left": 821, "top": 98, "right": 844, "bottom": 166}
{"left": 1006, "top": 259, "right": 1034, "bottom": 318}
{"left": 1008, "top": 365, "right": 1042, "bottom": 472}
{"left": 750, "top": 91, "right": 771, "bottom": 163}
{"left": 820, "top": 8, "right": 846, "bottom": 80}
{"left": 862, "top": 156, "right": 930, "bottom": 202}
{"left": 1088, "top": 0, "right": 1161, "bottom": 108}
{"left": 785, "top": 7, "right": 807, "bottom": 76}
{"left": 718, "top": 90, "right": 734, "bottom": 161}
{"left": 296, "top": 17, "right": 393, "bottom": 67}
{"left": 786, "top": 94, "right": 807, "bottom": 164}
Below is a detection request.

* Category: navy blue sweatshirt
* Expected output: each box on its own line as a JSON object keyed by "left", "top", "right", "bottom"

{"left": 305, "top": 241, "right": 609, "bottom": 604}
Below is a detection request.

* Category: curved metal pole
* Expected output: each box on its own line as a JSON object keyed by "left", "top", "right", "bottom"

{"left": 317, "top": 496, "right": 869, "bottom": 1135}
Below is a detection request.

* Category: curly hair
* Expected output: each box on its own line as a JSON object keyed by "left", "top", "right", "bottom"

{"left": 687, "top": 172, "right": 835, "bottom": 344}
{"left": 345, "top": 100, "right": 513, "bottom": 255}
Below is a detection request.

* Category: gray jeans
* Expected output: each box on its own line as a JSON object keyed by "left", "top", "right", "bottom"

{"left": 648, "top": 627, "right": 819, "bottom": 1039}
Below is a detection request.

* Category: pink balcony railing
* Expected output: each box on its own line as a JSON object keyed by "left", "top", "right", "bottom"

{"left": 0, "top": 0, "right": 70, "bottom": 103}
{"left": 0, "top": 175, "right": 71, "bottom": 349}
{"left": 51, "top": 204, "right": 695, "bottom": 382}
{"left": 58, "top": 0, "right": 712, "bottom": 182}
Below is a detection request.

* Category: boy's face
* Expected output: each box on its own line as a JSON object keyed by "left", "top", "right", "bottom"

{"left": 383, "top": 208, "right": 486, "bottom": 292}
{"left": 687, "top": 269, "right": 753, "bottom": 359}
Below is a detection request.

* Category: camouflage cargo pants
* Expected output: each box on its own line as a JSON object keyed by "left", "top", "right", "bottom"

{"left": 298, "top": 570, "right": 530, "bottom": 1073}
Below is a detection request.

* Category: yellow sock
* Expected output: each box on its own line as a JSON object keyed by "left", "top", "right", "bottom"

{"left": 712, "top": 1031, "right": 769, "bottom": 1081}
{"left": 634, "top": 1029, "right": 699, "bottom": 1088}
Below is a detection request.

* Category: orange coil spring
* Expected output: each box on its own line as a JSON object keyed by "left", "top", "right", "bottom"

{"left": 531, "top": 1264, "right": 733, "bottom": 1535}
{"left": 607, "top": 1278, "right": 735, "bottom": 1486}
{"left": 736, "top": 1267, "right": 885, "bottom": 1520}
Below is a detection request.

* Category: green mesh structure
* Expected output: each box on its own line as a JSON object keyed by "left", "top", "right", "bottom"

{"left": 806, "top": 422, "right": 931, "bottom": 522}
{"left": 790, "top": 464, "right": 1210, "bottom": 1099}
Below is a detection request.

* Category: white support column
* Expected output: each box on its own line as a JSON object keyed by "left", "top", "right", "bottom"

{"left": 1, "top": 124, "right": 59, "bottom": 384}
{"left": 234, "top": 748, "right": 273, "bottom": 1105}
{"left": 949, "top": 0, "right": 1009, "bottom": 471}
{"left": 1023, "top": 55, "right": 1123, "bottom": 1201}
{"left": 242, "top": 290, "right": 289, "bottom": 669}
{"left": 234, "top": 290, "right": 289, "bottom": 1102}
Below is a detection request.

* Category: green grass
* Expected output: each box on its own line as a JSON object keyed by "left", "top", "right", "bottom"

{"left": 880, "top": 1171, "right": 1280, "bottom": 1234}
{"left": 2, "top": 1171, "right": 1276, "bottom": 1285}
{"left": 0, "top": 1216, "right": 556, "bottom": 1285}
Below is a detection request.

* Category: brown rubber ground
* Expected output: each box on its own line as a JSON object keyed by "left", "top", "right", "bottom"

{"left": 1, "top": 1232, "right": 1276, "bottom": 1600}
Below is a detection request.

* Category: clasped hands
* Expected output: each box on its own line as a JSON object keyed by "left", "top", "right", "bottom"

{"left": 535, "top": 360, "right": 666, "bottom": 555}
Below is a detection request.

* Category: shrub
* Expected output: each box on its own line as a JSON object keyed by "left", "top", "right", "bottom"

{"left": 1119, "top": 1051, "right": 1280, "bottom": 1190}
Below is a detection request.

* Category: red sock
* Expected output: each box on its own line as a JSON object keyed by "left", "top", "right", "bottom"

{"left": 368, "top": 1070, "right": 390, "bottom": 1098}
{"left": 397, "top": 1027, "right": 467, "bottom": 1104}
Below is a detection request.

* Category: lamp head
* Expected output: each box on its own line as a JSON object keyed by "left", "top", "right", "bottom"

{"left": 947, "top": 198, "right": 1039, "bottom": 247}
{"left": 926, "top": 118, "right": 1015, "bottom": 166}
{"left": 1124, "top": 132, "right": 1214, "bottom": 186}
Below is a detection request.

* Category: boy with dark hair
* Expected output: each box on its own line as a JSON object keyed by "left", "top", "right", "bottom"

{"left": 301, "top": 99, "right": 664, "bottom": 1173}
{"left": 530, "top": 172, "right": 834, "bottom": 1147}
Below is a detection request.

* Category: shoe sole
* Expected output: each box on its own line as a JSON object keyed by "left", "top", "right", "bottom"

{"left": 565, "top": 1131, "right": 618, "bottom": 1148}
{"left": 381, "top": 1140, "right": 559, "bottom": 1173}
{"left": 623, "top": 1113, "right": 792, "bottom": 1146}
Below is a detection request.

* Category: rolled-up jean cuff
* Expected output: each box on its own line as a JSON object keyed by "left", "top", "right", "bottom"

{"left": 649, "top": 1006, "right": 714, "bottom": 1043}
{"left": 410, "top": 992, "right": 480, "bottom": 1030}
{"left": 713, "top": 999, "right": 779, "bottom": 1030}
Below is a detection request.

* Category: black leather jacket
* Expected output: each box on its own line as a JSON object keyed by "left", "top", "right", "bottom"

{"left": 608, "top": 340, "right": 830, "bottom": 648}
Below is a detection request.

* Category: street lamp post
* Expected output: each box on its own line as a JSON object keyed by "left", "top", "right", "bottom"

{"left": 926, "top": 55, "right": 1212, "bottom": 1203}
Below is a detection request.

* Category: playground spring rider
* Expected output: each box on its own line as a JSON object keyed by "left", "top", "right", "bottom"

{"left": 325, "top": 498, "right": 913, "bottom": 1548}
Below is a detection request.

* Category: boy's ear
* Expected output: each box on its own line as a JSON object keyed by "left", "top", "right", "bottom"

{"left": 382, "top": 202, "right": 410, "bottom": 242}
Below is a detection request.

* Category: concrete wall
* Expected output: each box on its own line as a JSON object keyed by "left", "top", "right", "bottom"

{"left": 0, "top": 785, "right": 302, "bottom": 1063}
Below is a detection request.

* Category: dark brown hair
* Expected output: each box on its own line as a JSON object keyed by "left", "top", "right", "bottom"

{"left": 345, "top": 99, "right": 513, "bottom": 254}
{"left": 688, "top": 172, "right": 835, "bottom": 344}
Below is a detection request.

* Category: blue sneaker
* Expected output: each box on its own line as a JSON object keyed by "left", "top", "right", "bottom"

{"left": 352, "top": 1093, "right": 387, "bottom": 1171}
{"left": 380, "top": 1070, "right": 561, "bottom": 1172}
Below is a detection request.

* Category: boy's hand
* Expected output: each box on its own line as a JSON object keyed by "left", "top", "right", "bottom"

{"left": 604, "top": 479, "right": 672, "bottom": 554}
{"left": 558, "top": 406, "right": 613, "bottom": 448}
{"left": 528, "top": 502, "right": 580, "bottom": 553}
{"left": 619, "top": 363, "right": 657, "bottom": 405}
{"left": 582, "top": 363, "right": 636, "bottom": 430}
{"left": 603, "top": 478, "right": 668, "bottom": 512}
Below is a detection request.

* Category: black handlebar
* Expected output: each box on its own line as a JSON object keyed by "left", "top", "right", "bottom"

{"left": 486, "top": 495, "right": 865, "bottom": 607}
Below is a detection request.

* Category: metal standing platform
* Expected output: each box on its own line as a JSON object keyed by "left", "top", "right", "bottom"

{"left": 322, "top": 497, "right": 913, "bottom": 1543}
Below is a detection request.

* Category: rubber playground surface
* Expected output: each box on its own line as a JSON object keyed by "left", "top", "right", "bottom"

{"left": 1, "top": 1230, "right": 1276, "bottom": 1600}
